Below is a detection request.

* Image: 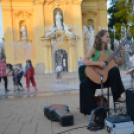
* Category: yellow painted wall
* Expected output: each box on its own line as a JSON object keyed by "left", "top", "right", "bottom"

{"left": 0, "top": 0, "right": 108, "bottom": 73}
{"left": 82, "top": 0, "right": 108, "bottom": 34}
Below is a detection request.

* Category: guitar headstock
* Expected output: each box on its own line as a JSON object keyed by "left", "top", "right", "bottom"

{"left": 121, "top": 36, "right": 131, "bottom": 46}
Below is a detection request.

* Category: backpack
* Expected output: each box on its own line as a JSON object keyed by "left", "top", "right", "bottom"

{"left": 87, "top": 107, "right": 109, "bottom": 131}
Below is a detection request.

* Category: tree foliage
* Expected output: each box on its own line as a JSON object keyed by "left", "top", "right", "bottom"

{"left": 107, "top": 0, "right": 122, "bottom": 30}
{"left": 114, "top": 0, "right": 134, "bottom": 38}
{"left": 108, "top": 0, "right": 134, "bottom": 39}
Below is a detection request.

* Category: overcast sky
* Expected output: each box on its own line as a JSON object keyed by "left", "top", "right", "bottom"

{"left": 0, "top": 2, "right": 111, "bottom": 42}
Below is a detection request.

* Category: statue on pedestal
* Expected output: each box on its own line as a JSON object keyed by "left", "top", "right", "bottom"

{"left": 20, "top": 24, "right": 27, "bottom": 39}
{"left": 44, "top": 26, "right": 57, "bottom": 38}
{"left": 88, "top": 23, "right": 94, "bottom": 49}
{"left": 55, "top": 12, "right": 63, "bottom": 31}
{"left": 88, "top": 23, "right": 94, "bottom": 32}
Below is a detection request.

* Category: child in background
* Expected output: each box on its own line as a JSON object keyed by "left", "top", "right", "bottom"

{"left": 6, "top": 64, "right": 24, "bottom": 91}
{"left": 0, "top": 56, "right": 10, "bottom": 92}
{"left": 24, "top": 59, "right": 38, "bottom": 92}
{"left": 56, "top": 63, "right": 63, "bottom": 79}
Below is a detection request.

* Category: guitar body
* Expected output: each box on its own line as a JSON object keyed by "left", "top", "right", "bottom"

{"left": 85, "top": 54, "right": 115, "bottom": 84}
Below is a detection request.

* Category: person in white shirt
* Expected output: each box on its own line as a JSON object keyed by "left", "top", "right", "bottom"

{"left": 127, "top": 52, "right": 134, "bottom": 79}
{"left": 128, "top": 52, "right": 133, "bottom": 69}
{"left": 56, "top": 64, "right": 63, "bottom": 79}
{"left": 132, "top": 54, "right": 134, "bottom": 68}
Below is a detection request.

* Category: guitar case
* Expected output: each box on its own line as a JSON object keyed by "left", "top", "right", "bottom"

{"left": 44, "top": 104, "right": 74, "bottom": 126}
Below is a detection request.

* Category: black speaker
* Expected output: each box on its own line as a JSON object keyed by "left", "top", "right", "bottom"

{"left": 126, "top": 88, "right": 134, "bottom": 120}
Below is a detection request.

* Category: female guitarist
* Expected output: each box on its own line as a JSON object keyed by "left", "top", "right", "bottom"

{"left": 81, "top": 30, "right": 126, "bottom": 114}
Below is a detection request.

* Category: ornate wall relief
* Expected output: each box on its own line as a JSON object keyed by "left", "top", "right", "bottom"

{"left": 82, "top": 10, "right": 97, "bottom": 33}
{"left": 13, "top": 11, "right": 32, "bottom": 41}
{"left": 54, "top": 8, "right": 63, "bottom": 30}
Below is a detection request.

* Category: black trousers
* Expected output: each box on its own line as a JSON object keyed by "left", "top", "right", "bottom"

{"left": 13, "top": 72, "right": 23, "bottom": 87}
{"left": 80, "top": 67, "right": 125, "bottom": 115}
{"left": 0, "top": 76, "right": 8, "bottom": 89}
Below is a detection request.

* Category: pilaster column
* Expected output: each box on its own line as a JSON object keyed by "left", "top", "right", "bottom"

{"left": 49, "top": 46, "right": 53, "bottom": 73}
{"left": 98, "top": 0, "right": 108, "bottom": 29}
{"left": 72, "top": 1, "right": 84, "bottom": 69}
{"left": 32, "top": 0, "right": 45, "bottom": 63}
{"left": 1, "top": 0, "right": 15, "bottom": 64}
{"left": 72, "top": 45, "right": 77, "bottom": 71}
{"left": 44, "top": 45, "right": 50, "bottom": 74}
{"left": 69, "top": 45, "right": 73, "bottom": 72}
{"left": 68, "top": 38, "right": 77, "bottom": 72}
{"left": 41, "top": 38, "right": 52, "bottom": 74}
{"left": 99, "top": 9, "right": 108, "bottom": 29}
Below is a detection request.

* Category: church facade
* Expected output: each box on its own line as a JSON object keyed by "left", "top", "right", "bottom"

{"left": 0, "top": 0, "right": 108, "bottom": 74}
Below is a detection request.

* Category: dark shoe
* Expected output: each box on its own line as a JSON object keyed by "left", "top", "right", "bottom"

{"left": 20, "top": 89, "right": 25, "bottom": 91}
{"left": 13, "top": 89, "right": 20, "bottom": 92}
{"left": 5, "top": 89, "right": 11, "bottom": 92}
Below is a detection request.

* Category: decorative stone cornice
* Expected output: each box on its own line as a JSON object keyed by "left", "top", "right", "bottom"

{"left": 31, "top": 0, "right": 44, "bottom": 5}
{"left": 70, "top": 0, "right": 82, "bottom": 5}
{"left": 82, "top": 10, "right": 97, "bottom": 15}
{"left": 45, "top": 0, "right": 68, "bottom": 5}
{"left": 45, "top": 0, "right": 82, "bottom": 5}
{"left": 13, "top": 11, "right": 31, "bottom": 19}
{"left": 48, "top": 0, "right": 66, "bottom": 12}
{"left": 1, "top": 7, "right": 12, "bottom": 12}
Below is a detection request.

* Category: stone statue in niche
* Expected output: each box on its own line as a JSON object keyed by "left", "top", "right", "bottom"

{"left": 88, "top": 23, "right": 94, "bottom": 49}
{"left": 88, "top": 23, "right": 94, "bottom": 32}
{"left": 55, "top": 12, "right": 63, "bottom": 31}
{"left": 63, "top": 23, "right": 76, "bottom": 38}
{"left": 20, "top": 24, "right": 27, "bottom": 39}
{"left": 43, "top": 26, "right": 56, "bottom": 38}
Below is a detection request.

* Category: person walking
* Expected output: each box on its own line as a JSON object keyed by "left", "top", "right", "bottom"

{"left": 128, "top": 52, "right": 133, "bottom": 69}
{"left": 0, "top": 56, "right": 10, "bottom": 92}
{"left": 56, "top": 63, "right": 63, "bottom": 79}
{"left": 6, "top": 64, "right": 24, "bottom": 91}
{"left": 78, "top": 57, "right": 83, "bottom": 67}
{"left": 24, "top": 59, "right": 38, "bottom": 92}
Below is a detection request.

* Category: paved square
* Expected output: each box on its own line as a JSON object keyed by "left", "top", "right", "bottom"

{"left": 0, "top": 71, "right": 129, "bottom": 134}
{"left": 0, "top": 93, "right": 117, "bottom": 134}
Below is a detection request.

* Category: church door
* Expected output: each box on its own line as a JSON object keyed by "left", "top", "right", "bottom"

{"left": 55, "top": 49, "right": 68, "bottom": 71}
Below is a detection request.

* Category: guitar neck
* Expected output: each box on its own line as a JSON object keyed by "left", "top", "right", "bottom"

{"left": 106, "top": 46, "right": 120, "bottom": 63}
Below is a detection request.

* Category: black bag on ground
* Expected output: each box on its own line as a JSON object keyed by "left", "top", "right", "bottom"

{"left": 126, "top": 88, "right": 134, "bottom": 120}
{"left": 44, "top": 104, "right": 74, "bottom": 126}
{"left": 87, "top": 107, "right": 109, "bottom": 131}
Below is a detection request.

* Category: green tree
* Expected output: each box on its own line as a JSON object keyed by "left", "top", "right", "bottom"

{"left": 107, "top": 0, "right": 126, "bottom": 41}
{"left": 108, "top": 0, "right": 121, "bottom": 30}
{"left": 114, "top": 0, "right": 134, "bottom": 37}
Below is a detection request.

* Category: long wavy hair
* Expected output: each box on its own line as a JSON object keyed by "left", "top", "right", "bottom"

{"left": 94, "top": 30, "right": 108, "bottom": 51}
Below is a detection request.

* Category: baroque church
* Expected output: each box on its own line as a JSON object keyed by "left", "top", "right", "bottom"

{"left": 0, "top": 0, "right": 108, "bottom": 74}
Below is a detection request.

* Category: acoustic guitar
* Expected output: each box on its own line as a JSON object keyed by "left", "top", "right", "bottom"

{"left": 85, "top": 37, "right": 131, "bottom": 84}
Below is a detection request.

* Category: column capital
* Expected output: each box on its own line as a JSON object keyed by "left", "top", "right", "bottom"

{"left": 44, "top": 0, "right": 82, "bottom": 5}
{"left": 1, "top": 7, "right": 12, "bottom": 13}
{"left": 1, "top": 0, "right": 12, "bottom": 7}
{"left": 70, "top": 0, "right": 82, "bottom": 5}
{"left": 31, "top": 0, "right": 44, "bottom": 5}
